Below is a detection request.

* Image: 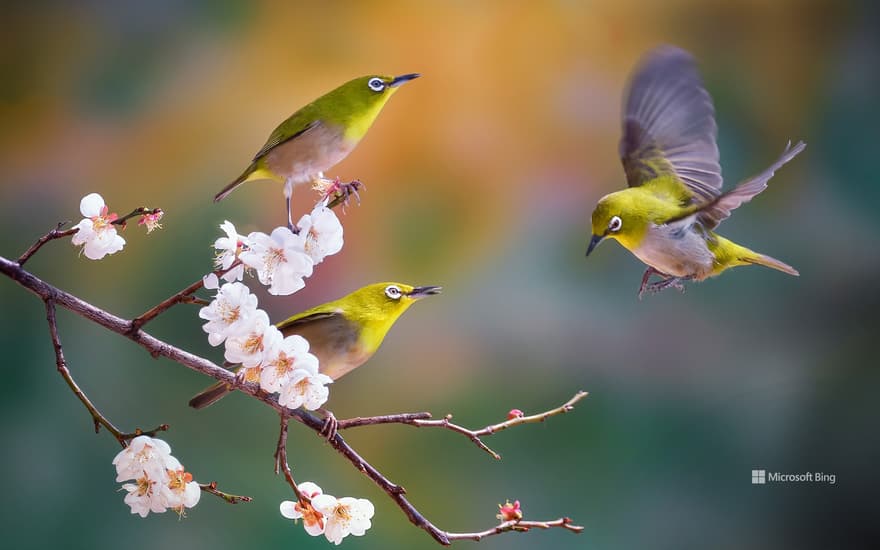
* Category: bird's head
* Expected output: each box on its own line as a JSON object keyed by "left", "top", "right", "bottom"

{"left": 331, "top": 74, "right": 420, "bottom": 140}
{"left": 344, "top": 282, "right": 441, "bottom": 326}
{"left": 586, "top": 191, "right": 647, "bottom": 256}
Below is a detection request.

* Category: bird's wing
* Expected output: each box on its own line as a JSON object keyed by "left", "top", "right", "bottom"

{"left": 275, "top": 308, "right": 362, "bottom": 378}
{"left": 690, "top": 141, "right": 806, "bottom": 230}
{"left": 620, "top": 46, "right": 722, "bottom": 204}
{"left": 252, "top": 116, "right": 321, "bottom": 161}
{"left": 275, "top": 307, "right": 345, "bottom": 332}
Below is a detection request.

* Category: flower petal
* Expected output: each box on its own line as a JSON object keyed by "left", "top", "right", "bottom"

{"left": 79, "top": 193, "right": 106, "bottom": 217}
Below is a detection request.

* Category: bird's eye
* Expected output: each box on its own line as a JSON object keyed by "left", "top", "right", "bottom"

{"left": 384, "top": 285, "right": 402, "bottom": 300}
{"left": 608, "top": 215, "right": 622, "bottom": 232}
{"left": 367, "top": 78, "right": 385, "bottom": 92}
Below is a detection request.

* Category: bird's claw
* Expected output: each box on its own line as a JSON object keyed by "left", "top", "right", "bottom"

{"left": 319, "top": 410, "right": 338, "bottom": 441}
{"left": 322, "top": 178, "right": 364, "bottom": 211}
{"left": 640, "top": 277, "right": 687, "bottom": 298}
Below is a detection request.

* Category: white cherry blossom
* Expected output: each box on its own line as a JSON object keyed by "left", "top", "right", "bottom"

{"left": 240, "top": 227, "right": 314, "bottom": 296}
{"left": 214, "top": 220, "right": 246, "bottom": 283}
{"left": 164, "top": 465, "right": 201, "bottom": 514}
{"left": 297, "top": 206, "right": 344, "bottom": 264}
{"left": 311, "top": 494, "right": 375, "bottom": 545}
{"left": 71, "top": 193, "right": 126, "bottom": 260}
{"left": 113, "top": 435, "right": 173, "bottom": 482}
{"left": 278, "top": 367, "right": 332, "bottom": 411}
{"left": 260, "top": 334, "right": 319, "bottom": 393}
{"left": 122, "top": 470, "right": 169, "bottom": 518}
{"left": 224, "top": 310, "right": 279, "bottom": 368}
{"left": 280, "top": 481, "right": 326, "bottom": 536}
{"left": 199, "top": 282, "right": 259, "bottom": 346}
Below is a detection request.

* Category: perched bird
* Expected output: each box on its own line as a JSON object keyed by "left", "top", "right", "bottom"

{"left": 189, "top": 282, "right": 441, "bottom": 409}
{"left": 215, "top": 74, "right": 421, "bottom": 228}
{"left": 585, "top": 46, "right": 805, "bottom": 298}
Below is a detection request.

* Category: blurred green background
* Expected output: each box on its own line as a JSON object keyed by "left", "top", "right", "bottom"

{"left": 1, "top": 1, "right": 877, "bottom": 548}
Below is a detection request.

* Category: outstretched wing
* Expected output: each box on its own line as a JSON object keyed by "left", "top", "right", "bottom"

{"left": 621, "top": 46, "right": 722, "bottom": 203}
{"left": 694, "top": 141, "right": 806, "bottom": 230}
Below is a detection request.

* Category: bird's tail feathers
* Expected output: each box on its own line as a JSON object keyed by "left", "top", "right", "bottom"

{"left": 214, "top": 162, "right": 279, "bottom": 203}
{"left": 188, "top": 381, "right": 233, "bottom": 409}
{"left": 742, "top": 252, "right": 799, "bottom": 276}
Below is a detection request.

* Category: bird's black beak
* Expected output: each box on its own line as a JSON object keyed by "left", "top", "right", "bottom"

{"left": 408, "top": 285, "right": 442, "bottom": 299}
{"left": 389, "top": 73, "right": 420, "bottom": 88}
{"left": 586, "top": 234, "right": 604, "bottom": 257}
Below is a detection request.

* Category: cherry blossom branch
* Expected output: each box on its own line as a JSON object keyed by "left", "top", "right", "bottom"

{"left": 199, "top": 482, "right": 253, "bottom": 504}
{"left": 445, "top": 517, "right": 583, "bottom": 541}
{"left": 110, "top": 207, "right": 163, "bottom": 228}
{"left": 17, "top": 222, "right": 77, "bottom": 266}
{"left": 1, "top": 255, "right": 583, "bottom": 543}
{"left": 336, "top": 391, "right": 588, "bottom": 460}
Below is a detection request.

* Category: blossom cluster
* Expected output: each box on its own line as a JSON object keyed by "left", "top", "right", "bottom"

{"left": 70, "top": 193, "right": 164, "bottom": 260}
{"left": 198, "top": 208, "right": 343, "bottom": 410}
{"left": 199, "top": 280, "right": 333, "bottom": 409}
{"left": 280, "top": 482, "right": 374, "bottom": 545}
{"left": 112, "top": 436, "right": 200, "bottom": 518}
{"left": 204, "top": 205, "right": 343, "bottom": 295}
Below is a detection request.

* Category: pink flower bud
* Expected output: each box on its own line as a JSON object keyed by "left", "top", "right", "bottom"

{"left": 497, "top": 499, "right": 522, "bottom": 521}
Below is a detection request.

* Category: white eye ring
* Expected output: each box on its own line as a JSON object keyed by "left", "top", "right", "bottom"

{"left": 609, "top": 215, "right": 622, "bottom": 232}
{"left": 384, "top": 285, "right": 402, "bottom": 300}
{"left": 367, "top": 78, "right": 385, "bottom": 92}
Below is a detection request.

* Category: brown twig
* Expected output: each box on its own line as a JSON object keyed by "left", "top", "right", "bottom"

{"left": 110, "top": 207, "right": 163, "bottom": 228}
{"left": 199, "top": 482, "right": 253, "bottom": 504}
{"left": 3, "top": 255, "right": 584, "bottom": 544}
{"left": 130, "top": 277, "right": 207, "bottom": 332}
{"left": 274, "top": 413, "right": 306, "bottom": 505}
{"left": 18, "top": 222, "right": 78, "bottom": 266}
{"left": 129, "top": 259, "right": 241, "bottom": 332}
{"left": 336, "top": 391, "right": 588, "bottom": 460}
{"left": 445, "top": 517, "right": 584, "bottom": 541}
{"left": 45, "top": 298, "right": 171, "bottom": 447}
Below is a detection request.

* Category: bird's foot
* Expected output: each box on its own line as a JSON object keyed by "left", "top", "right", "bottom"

{"left": 321, "top": 178, "right": 364, "bottom": 211}
{"left": 318, "top": 410, "right": 338, "bottom": 441}
{"left": 641, "top": 276, "right": 688, "bottom": 298}
{"left": 638, "top": 267, "right": 666, "bottom": 300}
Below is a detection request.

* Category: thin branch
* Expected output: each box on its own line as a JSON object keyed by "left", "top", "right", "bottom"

{"left": 46, "top": 298, "right": 169, "bottom": 447}
{"left": 130, "top": 277, "right": 207, "bottom": 332}
{"left": 3, "top": 255, "right": 583, "bottom": 545}
{"left": 274, "top": 413, "right": 306, "bottom": 504}
{"left": 445, "top": 517, "right": 584, "bottom": 541}
{"left": 110, "top": 207, "right": 163, "bottom": 228}
{"left": 45, "top": 298, "right": 129, "bottom": 446}
{"left": 130, "top": 259, "right": 241, "bottom": 332}
{"left": 199, "top": 482, "right": 253, "bottom": 504}
{"left": 336, "top": 412, "right": 433, "bottom": 428}
{"left": 18, "top": 222, "right": 77, "bottom": 266}
{"left": 336, "top": 391, "right": 588, "bottom": 460}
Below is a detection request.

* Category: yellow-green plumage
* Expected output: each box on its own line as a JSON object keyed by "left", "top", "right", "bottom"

{"left": 585, "top": 46, "right": 804, "bottom": 297}
{"left": 214, "top": 74, "right": 420, "bottom": 226}
{"left": 189, "top": 282, "right": 440, "bottom": 409}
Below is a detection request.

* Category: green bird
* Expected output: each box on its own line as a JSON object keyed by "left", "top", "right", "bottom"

{"left": 215, "top": 74, "right": 420, "bottom": 228}
{"left": 189, "top": 282, "right": 441, "bottom": 410}
{"left": 585, "top": 46, "right": 805, "bottom": 298}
